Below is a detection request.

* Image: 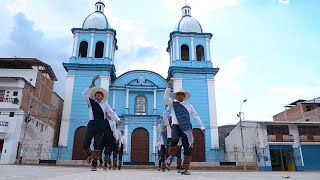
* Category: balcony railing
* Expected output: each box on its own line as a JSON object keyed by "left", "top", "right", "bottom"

{"left": 0, "top": 97, "right": 17, "bottom": 103}
{"left": 268, "top": 134, "right": 294, "bottom": 142}
{"left": 299, "top": 134, "right": 320, "bottom": 142}
{"left": 0, "top": 121, "right": 9, "bottom": 134}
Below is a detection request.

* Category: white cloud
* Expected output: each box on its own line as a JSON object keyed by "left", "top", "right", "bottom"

{"left": 215, "top": 56, "right": 246, "bottom": 93}
{"left": 279, "top": 0, "right": 290, "bottom": 5}
{"left": 270, "top": 87, "right": 306, "bottom": 95}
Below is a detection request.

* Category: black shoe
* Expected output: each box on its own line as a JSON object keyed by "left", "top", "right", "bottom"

{"left": 161, "top": 168, "right": 165, "bottom": 172}
{"left": 166, "top": 167, "right": 170, "bottom": 171}
{"left": 91, "top": 166, "right": 97, "bottom": 171}
{"left": 181, "top": 169, "right": 190, "bottom": 175}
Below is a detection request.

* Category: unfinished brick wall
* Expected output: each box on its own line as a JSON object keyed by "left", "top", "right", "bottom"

{"left": 273, "top": 103, "right": 320, "bottom": 122}
{"left": 20, "top": 72, "right": 63, "bottom": 146}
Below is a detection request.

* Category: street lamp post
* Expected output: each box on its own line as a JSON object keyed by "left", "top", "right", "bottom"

{"left": 237, "top": 99, "right": 247, "bottom": 171}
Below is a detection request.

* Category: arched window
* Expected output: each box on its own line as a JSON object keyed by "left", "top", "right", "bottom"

{"left": 78, "top": 41, "right": 88, "bottom": 58}
{"left": 95, "top": 41, "right": 104, "bottom": 58}
{"left": 181, "top": 44, "right": 190, "bottom": 61}
{"left": 196, "top": 45, "right": 205, "bottom": 61}
{"left": 135, "top": 95, "right": 147, "bottom": 115}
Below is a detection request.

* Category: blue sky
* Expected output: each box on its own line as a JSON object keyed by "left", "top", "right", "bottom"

{"left": 0, "top": 0, "right": 319, "bottom": 125}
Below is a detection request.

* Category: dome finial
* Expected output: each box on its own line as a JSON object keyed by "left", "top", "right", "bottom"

{"left": 95, "top": 0, "right": 105, "bottom": 13}
{"left": 181, "top": 3, "right": 191, "bottom": 17}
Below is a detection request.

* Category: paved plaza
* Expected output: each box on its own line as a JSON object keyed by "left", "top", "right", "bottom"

{"left": 0, "top": 165, "right": 319, "bottom": 180}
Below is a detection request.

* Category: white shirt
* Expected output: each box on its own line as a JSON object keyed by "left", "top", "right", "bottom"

{"left": 164, "top": 87, "right": 205, "bottom": 130}
{"left": 163, "top": 110, "right": 172, "bottom": 138}
{"left": 108, "top": 119, "right": 119, "bottom": 141}
{"left": 82, "top": 87, "right": 120, "bottom": 121}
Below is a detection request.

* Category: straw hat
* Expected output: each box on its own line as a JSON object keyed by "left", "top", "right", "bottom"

{"left": 170, "top": 88, "right": 191, "bottom": 100}
{"left": 90, "top": 87, "right": 108, "bottom": 101}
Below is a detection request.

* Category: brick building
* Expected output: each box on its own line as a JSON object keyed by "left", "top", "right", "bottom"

{"left": 0, "top": 58, "right": 63, "bottom": 164}
{"left": 273, "top": 98, "right": 320, "bottom": 122}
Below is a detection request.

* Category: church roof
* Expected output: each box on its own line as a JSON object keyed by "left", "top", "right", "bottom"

{"left": 174, "top": 5, "right": 203, "bottom": 33}
{"left": 82, "top": 12, "right": 111, "bottom": 29}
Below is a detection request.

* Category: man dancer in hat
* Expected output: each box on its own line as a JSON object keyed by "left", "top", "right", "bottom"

{"left": 164, "top": 79, "right": 205, "bottom": 175}
{"left": 117, "top": 128, "right": 126, "bottom": 170}
{"left": 82, "top": 75, "right": 120, "bottom": 171}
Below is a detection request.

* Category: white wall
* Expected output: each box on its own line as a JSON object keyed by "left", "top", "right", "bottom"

{"left": 225, "top": 121, "right": 259, "bottom": 163}
{"left": 20, "top": 118, "right": 54, "bottom": 160}
{"left": 0, "top": 110, "right": 24, "bottom": 164}
{"left": 0, "top": 69, "right": 37, "bottom": 87}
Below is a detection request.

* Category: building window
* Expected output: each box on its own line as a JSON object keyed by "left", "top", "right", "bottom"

{"left": 181, "top": 44, "right": 190, "bottom": 61}
{"left": 0, "top": 90, "right": 4, "bottom": 102}
{"left": 95, "top": 41, "right": 104, "bottom": 58}
{"left": 78, "top": 41, "right": 88, "bottom": 58}
{"left": 135, "top": 95, "right": 147, "bottom": 114}
{"left": 13, "top": 91, "right": 18, "bottom": 96}
{"left": 196, "top": 45, "right": 205, "bottom": 61}
{"left": 9, "top": 112, "right": 14, "bottom": 117}
{"left": 267, "top": 125, "right": 290, "bottom": 135}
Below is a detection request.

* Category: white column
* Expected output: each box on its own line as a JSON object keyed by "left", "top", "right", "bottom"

{"left": 191, "top": 37, "right": 195, "bottom": 61}
{"left": 112, "top": 90, "right": 116, "bottom": 110}
{"left": 125, "top": 124, "right": 129, "bottom": 152}
{"left": 72, "top": 33, "right": 79, "bottom": 57}
{"left": 100, "top": 76, "right": 110, "bottom": 92}
{"left": 289, "top": 124, "right": 304, "bottom": 166}
{"left": 153, "top": 124, "right": 157, "bottom": 153}
{"left": 111, "top": 42, "right": 115, "bottom": 64}
{"left": 89, "top": 33, "right": 95, "bottom": 57}
{"left": 170, "top": 46, "right": 173, "bottom": 64}
{"left": 207, "top": 79, "right": 219, "bottom": 148}
{"left": 153, "top": 89, "right": 157, "bottom": 110}
{"left": 175, "top": 37, "right": 180, "bottom": 60}
{"left": 58, "top": 75, "right": 76, "bottom": 147}
{"left": 126, "top": 89, "right": 129, "bottom": 109}
{"left": 206, "top": 37, "right": 211, "bottom": 61}
{"left": 173, "top": 78, "right": 183, "bottom": 92}
{"left": 105, "top": 34, "right": 110, "bottom": 58}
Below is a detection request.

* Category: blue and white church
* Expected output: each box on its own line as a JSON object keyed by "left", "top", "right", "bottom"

{"left": 53, "top": 1, "right": 222, "bottom": 163}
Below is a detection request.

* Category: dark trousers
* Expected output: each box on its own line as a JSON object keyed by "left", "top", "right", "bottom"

{"left": 171, "top": 125, "right": 192, "bottom": 156}
{"left": 118, "top": 144, "right": 124, "bottom": 161}
{"left": 176, "top": 145, "right": 182, "bottom": 159}
{"left": 83, "top": 120, "right": 104, "bottom": 150}
{"left": 159, "top": 145, "right": 166, "bottom": 168}
{"left": 104, "top": 142, "right": 118, "bottom": 159}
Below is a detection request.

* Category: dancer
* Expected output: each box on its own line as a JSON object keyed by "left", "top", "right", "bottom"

{"left": 102, "top": 113, "right": 119, "bottom": 170}
{"left": 164, "top": 78, "right": 205, "bottom": 175}
{"left": 82, "top": 75, "right": 120, "bottom": 171}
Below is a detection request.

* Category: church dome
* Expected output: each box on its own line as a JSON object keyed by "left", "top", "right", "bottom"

{"left": 174, "top": 5, "right": 203, "bottom": 33}
{"left": 82, "top": 1, "right": 111, "bottom": 29}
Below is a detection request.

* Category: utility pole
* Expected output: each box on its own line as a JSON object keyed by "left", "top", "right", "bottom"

{"left": 237, "top": 99, "right": 247, "bottom": 171}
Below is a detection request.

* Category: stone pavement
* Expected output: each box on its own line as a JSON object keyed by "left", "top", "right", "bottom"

{"left": 0, "top": 165, "right": 319, "bottom": 180}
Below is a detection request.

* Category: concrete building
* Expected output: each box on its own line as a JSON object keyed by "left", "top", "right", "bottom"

{"left": 273, "top": 97, "right": 320, "bottom": 122}
{"left": 225, "top": 120, "right": 320, "bottom": 171}
{"left": 0, "top": 58, "right": 63, "bottom": 164}
{"left": 52, "top": 1, "right": 223, "bottom": 163}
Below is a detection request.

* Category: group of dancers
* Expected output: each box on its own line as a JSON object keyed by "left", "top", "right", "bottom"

{"left": 82, "top": 75, "right": 205, "bottom": 175}
{"left": 81, "top": 75, "right": 126, "bottom": 171}
{"left": 156, "top": 78, "right": 205, "bottom": 175}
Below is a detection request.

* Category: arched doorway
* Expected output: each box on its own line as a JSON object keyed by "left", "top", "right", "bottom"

{"left": 192, "top": 128, "right": 206, "bottom": 162}
{"left": 131, "top": 128, "right": 149, "bottom": 164}
{"left": 72, "top": 126, "right": 86, "bottom": 160}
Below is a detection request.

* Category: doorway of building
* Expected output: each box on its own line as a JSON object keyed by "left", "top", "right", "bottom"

{"left": 270, "top": 148, "right": 295, "bottom": 171}
{"left": 192, "top": 128, "right": 206, "bottom": 162}
{"left": 0, "top": 139, "right": 4, "bottom": 160}
{"left": 131, "top": 128, "right": 149, "bottom": 164}
{"left": 72, "top": 126, "right": 87, "bottom": 160}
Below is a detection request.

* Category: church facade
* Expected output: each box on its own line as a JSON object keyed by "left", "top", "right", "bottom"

{"left": 52, "top": 1, "right": 223, "bottom": 163}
